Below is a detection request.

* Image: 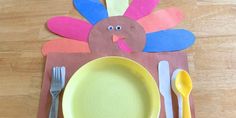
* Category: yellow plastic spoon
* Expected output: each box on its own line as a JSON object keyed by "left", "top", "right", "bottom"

{"left": 175, "top": 70, "right": 192, "bottom": 118}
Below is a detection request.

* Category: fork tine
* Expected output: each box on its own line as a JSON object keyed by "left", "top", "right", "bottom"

{"left": 58, "top": 67, "right": 62, "bottom": 88}
{"left": 52, "top": 67, "right": 56, "bottom": 86}
{"left": 57, "top": 67, "right": 62, "bottom": 87}
{"left": 56, "top": 67, "right": 60, "bottom": 88}
{"left": 60, "top": 66, "right": 66, "bottom": 88}
{"left": 54, "top": 67, "right": 58, "bottom": 87}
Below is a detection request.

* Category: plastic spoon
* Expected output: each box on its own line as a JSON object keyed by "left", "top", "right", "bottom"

{"left": 171, "top": 69, "right": 183, "bottom": 118}
{"left": 175, "top": 70, "right": 192, "bottom": 118}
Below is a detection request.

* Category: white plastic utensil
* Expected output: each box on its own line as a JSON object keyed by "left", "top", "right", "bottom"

{"left": 158, "top": 61, "right": 173, "bottom": 118}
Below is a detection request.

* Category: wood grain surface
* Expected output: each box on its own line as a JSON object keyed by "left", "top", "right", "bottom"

{"left": 0, "top": 0, "right": 235, "bottom": 118}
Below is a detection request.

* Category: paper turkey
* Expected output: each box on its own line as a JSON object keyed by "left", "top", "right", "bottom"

{"left": 42, "top": 0, "right": 195, "bottom": 55}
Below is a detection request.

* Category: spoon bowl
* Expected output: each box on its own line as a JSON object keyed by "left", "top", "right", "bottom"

{"left": 175, "top": 70, "right": 192, "bottom": 97}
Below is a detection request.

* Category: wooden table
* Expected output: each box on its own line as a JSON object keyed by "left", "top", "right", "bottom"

{"left": 0, "top": 0, "right": 235, "bottom": 118}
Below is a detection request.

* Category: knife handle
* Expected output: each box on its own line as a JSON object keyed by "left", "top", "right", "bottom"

{"left": 163, "top": 92, "right": 174, "bottom": 118}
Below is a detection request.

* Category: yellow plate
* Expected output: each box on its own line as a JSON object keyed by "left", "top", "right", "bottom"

{"left": 63, "top": 56, "right": 160, "bottom": 118}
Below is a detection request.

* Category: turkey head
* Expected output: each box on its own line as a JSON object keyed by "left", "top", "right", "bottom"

{"left": 89, "top": 16, "right": 146, "bottom": 53}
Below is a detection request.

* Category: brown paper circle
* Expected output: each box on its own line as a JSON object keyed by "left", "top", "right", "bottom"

{"left": 89, "top": 16, "right": 146, "bottom": 53}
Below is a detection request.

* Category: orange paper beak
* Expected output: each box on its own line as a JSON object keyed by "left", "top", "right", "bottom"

{"left": 112, "top": 35, "right": 124, "bottom": 42}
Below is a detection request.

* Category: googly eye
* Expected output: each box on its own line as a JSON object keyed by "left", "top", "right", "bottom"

{"left": 115, "top": 25, "right": 122, "bottom": 31}
{"left": 107, "top": 25, "right": 114, "bottom": 31}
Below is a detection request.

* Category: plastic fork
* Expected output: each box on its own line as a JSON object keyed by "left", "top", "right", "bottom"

{"left": 49, "top": 67, "right": 66, "bottom": 118}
